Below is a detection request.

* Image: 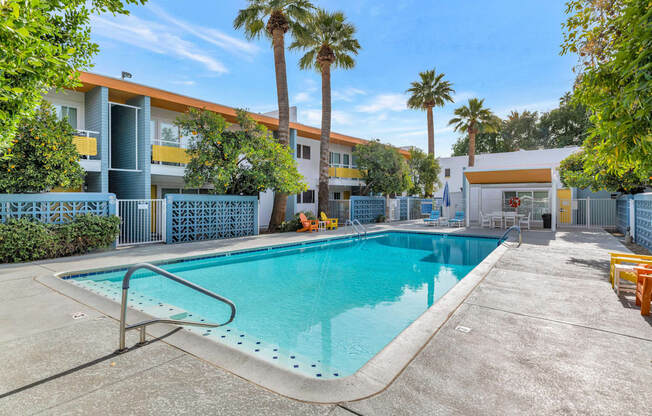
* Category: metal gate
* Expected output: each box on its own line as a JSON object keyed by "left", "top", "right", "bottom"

{"left": 557, "top": 198, "right": 617, "bottom": 230}
{"left": 116, "top": 199, "right": 166, "bottom": 246}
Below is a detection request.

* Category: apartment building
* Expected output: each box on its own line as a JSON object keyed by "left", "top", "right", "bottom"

{"left": 44, "top": 72, "right": 408, "bottom": 228}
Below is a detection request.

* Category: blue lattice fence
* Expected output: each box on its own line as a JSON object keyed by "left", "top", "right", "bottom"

{"left": 616, "top": 195, "right": 631, "bottom": 234}
{"left": 350, "top": 196, "right": 385, "bottom": 224}
{"left": 399, "top": 198, "right": 408, "bottom": 221}
{"left": 165, "top": 194, "right": 258, "bottom": 244}
{"left": 0, "top": 193, "right": 116, "bottom": 224}
{"left": 634, "top": 194, "right": 652, "bottom": 252}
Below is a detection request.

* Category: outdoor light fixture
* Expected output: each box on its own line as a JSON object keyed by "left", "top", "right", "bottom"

{"left": 121, "top": 71, "right": 132, "bottom": 80}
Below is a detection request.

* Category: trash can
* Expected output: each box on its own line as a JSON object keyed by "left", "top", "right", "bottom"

{"left": 541, "top": 213, "right": 552, "bottom": 229}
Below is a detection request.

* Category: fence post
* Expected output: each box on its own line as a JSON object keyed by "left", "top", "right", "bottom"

{"left": 586, "top": 197, "right": 591, "bottom": 228}
{"left": 165, "top": 194, "right": 173, "bottom": 244}
{"left": 253, "top": 198, "right": 259, "bottom": 236}
{"left": 629, "top": 198, "right": 636, "bottom": 239}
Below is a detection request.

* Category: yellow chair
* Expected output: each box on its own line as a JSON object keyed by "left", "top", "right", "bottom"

{"left": 609, "top": 252, "right": 652, "bottom": 291}
{"left": 320, "top": 212, "right": 338, "bottom": 230}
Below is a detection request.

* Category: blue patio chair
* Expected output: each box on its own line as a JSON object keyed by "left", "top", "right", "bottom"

{"left": 423, "top": 210, "right": 441, "bottom": 226}
{"left": 448, "top": 211, "right": 465, "bottom": 227}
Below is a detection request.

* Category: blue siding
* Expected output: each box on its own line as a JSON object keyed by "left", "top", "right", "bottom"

{"left": 84, "top": 87, "right": 109, "bottom": 192}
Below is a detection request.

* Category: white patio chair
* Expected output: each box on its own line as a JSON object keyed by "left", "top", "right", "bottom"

{"left": 504, "top": 212, "right": 517, "bottom": 227}
{"left": 519, "top": 212, "right": 531, "bottom": 230}
{"left": 480, "top": 212, "right": 491, "bottom": 228}
{"left": 491, "top": 212, "right": 503, "bottom": 228}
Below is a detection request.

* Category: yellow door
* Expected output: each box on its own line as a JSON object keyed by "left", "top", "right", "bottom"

{"left": 557, "top": 189, "right": 571, "bottom": 224}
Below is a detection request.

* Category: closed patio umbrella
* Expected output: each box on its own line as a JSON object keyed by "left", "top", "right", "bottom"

{"left": 442, "top": 182, "right": 450, "bottom": 218}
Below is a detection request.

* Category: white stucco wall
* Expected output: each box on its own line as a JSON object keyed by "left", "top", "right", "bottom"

{"left": 43, "top": 89, "right": 86, "bottom": 130}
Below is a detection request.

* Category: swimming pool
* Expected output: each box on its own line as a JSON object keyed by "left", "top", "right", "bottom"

{"left": 66, "top": 231, "right": 498, "bottom": 379}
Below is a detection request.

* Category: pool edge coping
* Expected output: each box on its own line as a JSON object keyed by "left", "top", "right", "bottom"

{"left": 35, "top": 229, "right": 510, "bottom": 404}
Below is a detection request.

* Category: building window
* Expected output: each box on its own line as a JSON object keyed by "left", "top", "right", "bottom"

{"left": 296, "top": 144, "right": 311, "bottom": 159}
{"left": 330, "top": 152, "right": 341, "bottom": 166}
{"left": 342, "top": 154, "right": 350, "bottom": 167}
{"left": 333, "top": 192, "right": 341, "bottom": 200}
{"left": 444, "top": 168, "right": 451, "bottom": 177}
{"left": 56, "top": 105, "right": 78, "bottom": 129}
{"left": 352, "top": 155, "right": 359, "bottom": 168}
{"left": 300, "top": 190, "right": 315, "bottom": 204}
{"left": 301, "top": 145, "right": 310, "bottom": 160}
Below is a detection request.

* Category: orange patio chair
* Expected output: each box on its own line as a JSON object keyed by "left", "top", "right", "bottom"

{"left": 634, "top": 266, "right": 652, "bottom": 316}
{"left": 320, "top": 212, "right": 338, "bottom": 230}
{"left": 297, "top": 213, "right": 318, "bottom": 232}
{"left": 609, "top": 252, "right": 652, "bottom": 289}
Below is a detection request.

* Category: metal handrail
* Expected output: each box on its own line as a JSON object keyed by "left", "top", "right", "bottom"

{"left": 117, "top": 263, "right": 236, "bottom": 352}
{"left": 498, "top": 225, "right": 522, "bottom": 247}
{"left": 345, "top": 219, "right": 361, "bottom": 237}
{"left": 352, "top": 219, "right": 367, "bottom": 237}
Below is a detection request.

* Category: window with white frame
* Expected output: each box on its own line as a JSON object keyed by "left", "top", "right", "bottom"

{"left": 296, "top": 144, "right": 310, "bottom": 160}
{"left": 329, "top": 152, "right": 341, "bottom": 166}
{"left": 297, "top": 189, "right": 315, "bottom": 204}
{"left": 342, "top": 154, "right": 350, "bottom": 167}
{"left": 502, "top": 190, "right": 549, "bottom": 219}
{"left": 55, "top": 105, "right": 78, "bottom": 129}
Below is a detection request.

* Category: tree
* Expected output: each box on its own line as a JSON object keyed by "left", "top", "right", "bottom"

{"left": 407, "top": 148, "right": 440, "bottom": 197}
{"left": 559, "top": 150, "right": 647, "bottom": 194}
{"left": 0, "top": 103, "right": 85, "bottom": 193}
{"left": 406, "top": 69, "right": 455, "bottom": 155}
{"left": 538, "top": 93, "right": 591, "bottom": 148}
{"left": 177, "top": 109, "right": 306, "bottom": 197}
{"left": 501, "top": 111, "right": 541, "bottom": 150}
{"left": 451, "top": 130, "right": 511, "bottom": 156}
{"left": 561, "top": 0, "right": 652, "bottom": 184}
{"left": 353, "top": 140, "right": 411, "bottom": 200}
{"left": 448, "top": 98, "right": 499, "bottom": 166}
{"left": 234, "top": 0, "right": 314, "bottom": 231}
{"left": 0, "top": 0, "right": 146, "bottom": 149}
{"left": 290, "top": 9, "right": 360, "bottom": 216}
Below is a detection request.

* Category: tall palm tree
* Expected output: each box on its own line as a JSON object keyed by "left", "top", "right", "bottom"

{"left": 406, "top": 69, "right": 455, "bottom": 155}
{"left": 290, "top": 9, "right": 360, "bottom": 216}
{"left": 448, "top": 98, "right": 499, "bottom": 166}
{"left": 234, "top": 0, "right": 314, "bottom": 232}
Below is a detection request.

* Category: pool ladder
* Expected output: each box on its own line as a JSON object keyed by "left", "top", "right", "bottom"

{"left": 345, "top": 219, "right": 367, "bottom": 238}
{"left": 116, "top": 263, "right": 236, "bottom": 353}
{"left": 498, "top": 225, "right": 522, "bottom": 247}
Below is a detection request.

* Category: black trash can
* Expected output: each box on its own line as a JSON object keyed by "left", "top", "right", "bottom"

{"left": 541, "top": 213, "right": 552, "bottom": 229}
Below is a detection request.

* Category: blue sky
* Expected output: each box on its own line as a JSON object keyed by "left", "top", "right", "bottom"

{"left": 89, "top": 0, "right": 576, "bottom": 156}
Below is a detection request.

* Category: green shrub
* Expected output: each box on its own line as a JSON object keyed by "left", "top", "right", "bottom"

{"left": 278, "top": 211, "right": 316, "bottom": 232}
{"left": 0, "top": 214, "right": 120, "bottom": 263}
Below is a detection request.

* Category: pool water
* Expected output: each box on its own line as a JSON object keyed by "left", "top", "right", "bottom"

{"left": 69, "top": 232, "right": 497, "bottom": 378}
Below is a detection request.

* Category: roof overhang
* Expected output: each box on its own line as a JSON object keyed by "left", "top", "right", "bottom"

{"left": 464, "top": 168, "right": 552, "bottom": 184}
{"left": 76, "top": 72, "right": 409, "bottom": 155}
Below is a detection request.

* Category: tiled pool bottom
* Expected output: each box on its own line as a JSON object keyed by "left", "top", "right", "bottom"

{"left": 66, "top": 232, "right": 498, "bottom": 379}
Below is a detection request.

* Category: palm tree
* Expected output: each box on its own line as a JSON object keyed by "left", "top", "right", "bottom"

{"left": 406, "top": 69, "right": 455, "bottom": 156}
{"left": 234, "top": 0, "right": 314, "bottom": 232}
{"left": 448, "top": 98, "right": 499, "bottom": 166}
{"left": 290, "top": 9, "right": 360, "bottom": 216}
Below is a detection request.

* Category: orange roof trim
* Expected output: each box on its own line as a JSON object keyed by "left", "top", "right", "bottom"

{"left": 77, "top": 72, "right": 408, "bottom": 155}
{"left": 464, "top": 168, "right": 552, "bottom": 184}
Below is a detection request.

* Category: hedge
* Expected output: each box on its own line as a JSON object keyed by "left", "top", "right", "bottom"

{"left": 0, "top": 214, "right": 120, "bottom": 263}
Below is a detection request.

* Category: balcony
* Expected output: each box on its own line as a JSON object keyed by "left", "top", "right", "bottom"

{"left": 151, "top": 139, "right": 191, "bottom": 165}
{"left": 329, "top": 166, "right": 363, "bottom": 179}
{"left": 73, "top": 130, "right": 99, "bottom": 158}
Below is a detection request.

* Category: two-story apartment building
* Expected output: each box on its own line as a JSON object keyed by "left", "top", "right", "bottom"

{"left": 44, "top": 72, "right": 408, "bottom": 228}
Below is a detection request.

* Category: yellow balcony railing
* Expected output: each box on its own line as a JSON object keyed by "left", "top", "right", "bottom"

{"left": 336, "top": 167, "right": 362, "bottom": 179}
{"left": 152, "top": 144, "right": 191, "bottom": 164}
{"left": 73, "top": 135, "right": 97, "bottom": 156}
{"left": 328, "top": 167, "right": 337, "bottom": 177}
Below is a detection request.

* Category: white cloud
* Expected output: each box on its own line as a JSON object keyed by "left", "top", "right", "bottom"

{"left": 332, "top": 87, "right": 366, "bottom": 102}
{"left": 301, "top": 109, "right": 355, "bottom": 126}
{"left": 91, "top": 14, "right": 228, "bottom": 73}
{"left": 293, "top": 91, "right": 312, "bottom": 104}
{"left": 171, "top": 80, "right": 196, "bottom": 86}
{"left": 148, "top": 4, "right": 260, "bottom": 60}
{"left": 356, "top": 93, "right": 407, "bottom": 113}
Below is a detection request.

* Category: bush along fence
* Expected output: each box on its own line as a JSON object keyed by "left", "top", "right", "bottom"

{"left": 616, "top": 193, "right": 652, "bottom": 252}
{"left": 165, "top": 194, "right": 258, "bottom": 244}
{"left": 0, "top": 193, "right": 119, "bottom": 263}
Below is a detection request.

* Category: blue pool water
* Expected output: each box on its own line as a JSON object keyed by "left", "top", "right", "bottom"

{"left": 69, "top": 232, "right": 497, "bottom": 378}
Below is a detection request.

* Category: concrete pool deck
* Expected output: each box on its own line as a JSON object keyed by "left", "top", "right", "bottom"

{"left": 1, "top": 223, "right": 650, "bottom": 415}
